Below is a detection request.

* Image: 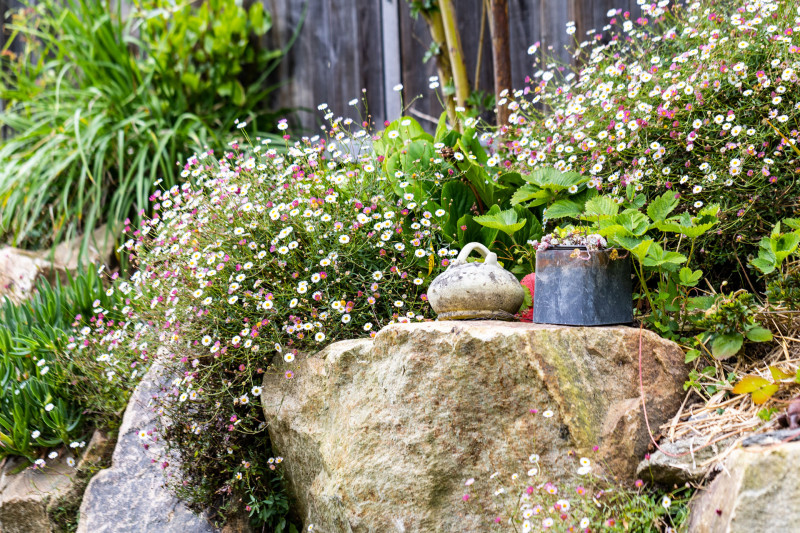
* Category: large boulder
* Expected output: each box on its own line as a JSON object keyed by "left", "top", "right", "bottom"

{"left": 688, "top": 439, "right": 800, "bottom": 532}
{"left": 0, "top": 224, "right": 116, "bottom": 304}
{"left": 261, "top": 321, "right": 687, "bottom": 532}
{"left": 77, "top": 362, "right": 218, "bottom": 533}
{"left": 0, "top": 454, "right": 76, "bottom": 533}
{"left": 0, "top": 247, "right": 46, "bottom": 305}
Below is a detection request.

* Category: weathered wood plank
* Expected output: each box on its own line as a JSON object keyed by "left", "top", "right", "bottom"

{"left": 380, "top": 0, "right": 401, "bottom": 123}
{"left": 397, "top": 1, "right": 441, "bottom": 124}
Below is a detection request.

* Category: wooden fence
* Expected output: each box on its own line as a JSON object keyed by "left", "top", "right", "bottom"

{"left": 1, "top": 0, "right": 642, "bottom": 132}
{"left": 267, "top": 0, "right": 643, "bottom": 132}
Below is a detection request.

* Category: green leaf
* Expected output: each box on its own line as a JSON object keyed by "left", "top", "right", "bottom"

{"left": 711, "top": 333, "right": 744, "bottom": 359}
{"left": 614, "top": 236, "right": 653, "bottom": 262}
{"left": 513, "top": 206, "right": 543, "bottom": 244}
{"left": 511, "top": 184, "right": 550, "bottom": 206}
{"left": 473, "top": 205, "right": 526, "bottom": 237}
{"left": 582, "top": 195, "right": 619, "bottom": 220}
{"left": 750, "top": 257, "right": 776, "bottom": 275}
{"left": 544, "top": 199, "right": 583, "bottom": 220}
{"left": 617, "top": 210, "right": 651, "bottom": 236}
{"left": 524, "top": 167, "right": 587, "bottom": 190}
{"left": 643, "top": 243, "right": 687, "bottom": 270}
{"left": 684, "top": 349, "right": 701, "bottom": 363}
{"left": 434, "top": 111, "right": 450, "bottom": 144}
{"left": 679, "top": 267, "right": 703, "bottom": 287}
{"left": 457, "top": 214, "right": 498, "bottom": 249}
{"left": 783, "top": 218, "right": 800, "bottom": 230}
{"left": 439, "top": 181, "right": 475, "bottom": 242}
{"left": 646, "top": 191, "right": 679, "bottom": 223}
{"left": 745, "top": 327, "right": 773, "bottom": 343}
{"left": 773, "top": 232, "right": 800, "bottom": 262}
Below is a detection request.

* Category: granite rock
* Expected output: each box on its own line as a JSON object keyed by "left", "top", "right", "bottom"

{"left": 261, "top": 321, "right": 688, "bottom": 532}
{"left": 688, "top": 440, "right": 800, "bottom": 533}
{"left": 77, "top": 362, "right": 218, "bottom": 533}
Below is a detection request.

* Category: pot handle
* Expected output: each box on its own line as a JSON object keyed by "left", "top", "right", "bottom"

{"left": 452, "top": 242, "right": 498, "bottom": 267}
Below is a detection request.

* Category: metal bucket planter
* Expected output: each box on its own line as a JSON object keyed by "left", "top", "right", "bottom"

{"left": 532, "top": 247, "right": 633, "bottom": 326}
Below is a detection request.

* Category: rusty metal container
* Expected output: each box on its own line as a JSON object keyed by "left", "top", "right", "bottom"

{"left": 533, "top": 247, "right": 633, "bottom": 326}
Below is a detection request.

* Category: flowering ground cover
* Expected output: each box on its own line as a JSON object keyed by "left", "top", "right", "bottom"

{"left": 4, "top": 0, "right": 800, "bottom": 531}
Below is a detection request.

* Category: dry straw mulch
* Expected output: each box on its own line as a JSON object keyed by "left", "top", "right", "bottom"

{"left": 654, "top": 305, "right": 800, "bottom": 474}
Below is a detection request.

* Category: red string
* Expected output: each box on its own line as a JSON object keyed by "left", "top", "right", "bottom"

{"left": 638, "top": 323, "right": 742, "bottom": 458}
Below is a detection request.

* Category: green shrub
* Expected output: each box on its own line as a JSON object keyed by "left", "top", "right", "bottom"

{"left": 115, "top": 123, "right": 453, "bottom": 527}
{"left": 373, "top": 113, "right": 543, "bottom": 277}
{"left": 494, "top": 0, "right": 800, "bottom": 287}
{"left": 0, "top": 268, "right": 136, "bottom": 462}
{"left": 0, "top": 0, "right": 286, "bottom": 254}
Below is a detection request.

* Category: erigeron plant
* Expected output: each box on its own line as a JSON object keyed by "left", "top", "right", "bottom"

{"left": 529, "top": 227, "right": 608, "bottom": 253}
{"left": 492, "top": 0, "right": 800, "bottom": 278}
{"left": 460, "top": 410, "right": 690, "bottom": 532}
{"left": 114, "top": 124, "right": 454, "bottom": 527}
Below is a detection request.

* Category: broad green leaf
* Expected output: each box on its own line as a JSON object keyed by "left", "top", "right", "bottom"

{"left": 746, "top": 327, "right": 773, "bottom": 343}
{"left": 439, "top": 181, "right": 475, "bottom": 243}
{"left": 456, "top": 141, "right": 496, "bottom": 206}
{"left": 459, "top": 128, "right": 489, "bottom": 166}
{"left": 782, "top": 218, "right": 800, "bottom": 230}
{"left": 513, "top": 206, "right": 543, "bottom": 243}
{"left": 643, "top": 243, "right": 687, "bottom": 269}
{"left": 582, "top": 196, "right": 619, "bottom": 219}
{"left": 617, "top": 210, "right": 650, "bottom": 236}
{"left": 544, "top": 199, "right": 583, "bottom": 220}
{"left": 615, "top": 236, "right": 653, "bottom": 262}
{"left": 679, "top": 267, "right": 703, "bottom": 287}
{"left": 711, "top": 332, "right": 743, "bottom": 359}
{"left": 750, "top": 257, "right": 776, "bottom": 275}
{"left": 525, "top": 167, "right": 588, "bottom": 190}
{"left": 773, "top": 233, "right": 800, "bottom": 262}
{"left": 511, "top": 185, "right": 550, "bottom": 206}
{"left": 474, "top": 205, "right": 526, "bottom": 237}
{"left": 496, "top": 172, "right": 526, "bottom": 188}
{"left": 434, "top": 111, "right": 449, "bottom": 144}
{"left": 457, "top": 214, "right": 498, "bottom": 249}
{"left": 646, "top": 191, "right": 679, "bottom": 223}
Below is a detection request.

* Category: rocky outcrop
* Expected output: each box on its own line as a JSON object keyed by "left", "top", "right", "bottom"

{"left": 77, "top": 362, "right": 218, "bottom": 533}
{"left": 0, "top": 429, "right": 115, "bottom": 533}
{"left": 636, "top": 435, "right": 738, "bottom": 485}
{"left": 0, "top": 224, "right": 115, "bottom": 304}
{"left": 261, "top": 321, "right": 687, "bottom": 532}
{"left": 0, "top": 454, "right": 76, "bottom": 533}
{"left": 688, "top": 439, "right": 800, "bottom": 532}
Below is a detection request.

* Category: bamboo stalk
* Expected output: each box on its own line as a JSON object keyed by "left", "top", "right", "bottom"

{"left": 488, "top": 0, "right": 512, "bottom": 126}
{"left": 438, "top": 0, "right": 470, "bottom": 109}
{"left": 421, "top": 9, "right": 458, "bottom": 128}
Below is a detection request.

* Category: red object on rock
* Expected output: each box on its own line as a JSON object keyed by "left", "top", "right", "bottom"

{"left": 519, "top": 273, "right": 536, "bottom": 322}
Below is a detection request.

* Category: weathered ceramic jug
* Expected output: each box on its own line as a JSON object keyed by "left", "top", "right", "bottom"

{"left": 428, "top": 242, "right": 525, "bottom": 320}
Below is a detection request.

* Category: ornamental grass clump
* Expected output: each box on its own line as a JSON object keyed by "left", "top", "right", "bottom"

{"left": 0, "top": 268, "right": 139, "bottom": 464}
{"left": 495, "top": 0, "right": 800, "bottom": 282}
{"left": 118, "top": 127, "right": 453, "bottom": 527}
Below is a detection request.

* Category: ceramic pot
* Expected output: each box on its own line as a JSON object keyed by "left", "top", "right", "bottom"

{"left": 428, "top": 242, "right": 524, "bottom": 320}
